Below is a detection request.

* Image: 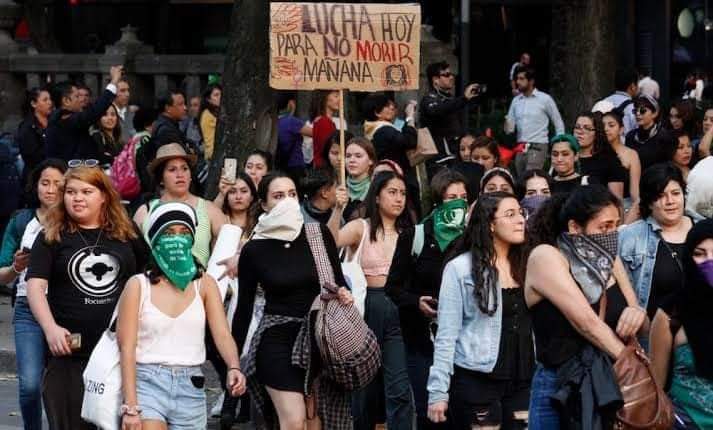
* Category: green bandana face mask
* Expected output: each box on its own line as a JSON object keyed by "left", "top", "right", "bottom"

{"left": 152, "top": 233, "right": 197, "bottom": 291}
{"left": 431, "top": 198, "right": 468, "bottom": 251}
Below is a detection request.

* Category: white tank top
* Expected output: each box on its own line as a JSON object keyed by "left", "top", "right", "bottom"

{"left": 135, "top": 274, "right": 206, "bottom": 366}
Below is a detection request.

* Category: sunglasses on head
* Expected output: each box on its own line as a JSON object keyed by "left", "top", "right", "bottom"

{"left": 68, "top": 159, "right": 99, "bottom": 168}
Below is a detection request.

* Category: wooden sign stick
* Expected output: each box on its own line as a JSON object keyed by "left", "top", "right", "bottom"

{"left": 339, "top": 88, "right": 346, "bottom": 185}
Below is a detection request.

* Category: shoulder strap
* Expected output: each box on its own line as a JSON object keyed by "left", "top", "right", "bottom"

{"left": 304, "top": 223, "right": 336, "bottom": 291}
{"left": 598, "top": 289, "right": 607, "bottom": 321}
{"left": 411, "top": 224, "right": 425, "bottom": 259}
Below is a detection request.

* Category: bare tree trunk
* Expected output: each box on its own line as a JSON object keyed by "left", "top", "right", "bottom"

{"left": 23, "top": 0, "right": 60, "bottom": 53}
{"left": 549, "top": 0, "right": 616, "bottom": 127}
{"left": 206, "top": 0, "right": 274, "bottom": 198}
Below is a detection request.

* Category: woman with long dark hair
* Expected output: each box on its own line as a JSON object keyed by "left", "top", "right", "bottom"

{"left": 220, "top": 172, "right": 257, "bottom": 241}
{"left": 199, "top": 83, "right": 222, "bottom": 161}
{"left": 336, "top": 171, "right": 414, "bottom": 430}
{"left": 89, "top": 104, "right": 123, "bottom": 166}
{"left": 602, "top": 110, "right": 641, "bottom": 222}
{"left": 525, "top": 185, "right": 647, "bottom": 428}
{"left": 574, "top": 112, "right": 626, "bottom": 199}
{"left": 649, "top": 219, "right": 713, "bottom": 429}
{"left": 133, "top": 143, "right": 226, "bottom": 268}
{"left": 233, "top": 172, "right": 353, "bottom": 429}
{"left": 427, "top": 192, "right": 533, "bottom": 429}
{"left": 17, "top": 87, "right": 53, "bottom": 196}
{"left": 26, "top": 166, "right": 148, "bottom": 429}
{"left": 0, "top": 159, "right": 66, "bottom": 429}
{"left": 386, "top": 168, "right": 469, "bottom": 429}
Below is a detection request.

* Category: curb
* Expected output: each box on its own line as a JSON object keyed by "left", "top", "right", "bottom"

{"left": 0, "top": 349, "right": 15, "bottom": 376}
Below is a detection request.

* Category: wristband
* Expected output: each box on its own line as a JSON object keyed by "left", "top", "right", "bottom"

{"left": 120, "top": 404, "right": 142, "bottom": 416}
{"left": 228, "top": 367, "right": 241, "bottom": 372}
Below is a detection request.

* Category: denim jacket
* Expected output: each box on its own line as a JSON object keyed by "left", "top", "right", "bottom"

{"left": 619, "top": 212, "right": 702, "bottom": 313}
{"left": 618, "top": 217, "right": 662, "bottom": 311}
{"left": 427, "top": 252, "right": 503, "bottom": 404}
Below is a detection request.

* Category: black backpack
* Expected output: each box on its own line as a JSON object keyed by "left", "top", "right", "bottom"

{"left": 0, "top": 133, "right": 22, "bottom": 218}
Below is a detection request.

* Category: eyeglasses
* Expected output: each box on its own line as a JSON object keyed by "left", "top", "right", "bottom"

{"left": 636, "top": 107, "right": 650, "bottom": 115}
{"left": 68, "top": 159, "right": 99, "bottom": 168}
{"left": 439, "top": 72, "right": 454, "bottom": 78}
{"left": 493, "top": 207, "right": 529, "bottom": 221}
{"left": 573, "top": 125, "right": 595, "bottom": 132}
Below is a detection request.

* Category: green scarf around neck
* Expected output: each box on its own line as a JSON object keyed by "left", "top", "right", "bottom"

{"left": 347, "top": 176, "right": 371, "bottom": 202}
{"left": 425, "top": 199, "right": 468, "bottom": 251}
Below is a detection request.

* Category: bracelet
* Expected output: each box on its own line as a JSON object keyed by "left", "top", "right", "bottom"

{"left": 120, "top": 404, "right": 142, "bottom": 416}
{"left": 228, "top": 367, "right": 241, "bottom": 373}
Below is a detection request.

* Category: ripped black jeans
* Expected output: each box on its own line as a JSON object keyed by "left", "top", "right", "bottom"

{"left": 449, "top": 366, "right": 529, "bottom": 430}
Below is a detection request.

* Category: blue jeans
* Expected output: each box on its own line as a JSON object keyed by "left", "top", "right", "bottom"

{"left": 528, "top": 364, "right": 560, "bottom": 430}
{"left": 352, "top": 288, "right": 414, "bottom": 430}
{"left": 13, "top": 297, "right": 46, "bottom": 430}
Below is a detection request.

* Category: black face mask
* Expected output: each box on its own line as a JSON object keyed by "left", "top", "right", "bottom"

{"left": 586, "top": 231, "right": 619, "bottom": 260}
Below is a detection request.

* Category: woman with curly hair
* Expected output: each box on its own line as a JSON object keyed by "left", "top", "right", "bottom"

{"left": 427, "top": 192, "right": 533, "bottom": 429}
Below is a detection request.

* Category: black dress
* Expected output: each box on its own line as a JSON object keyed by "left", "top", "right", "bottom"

{"left": 233, "top": 224, "right": 346, "bottom": 392}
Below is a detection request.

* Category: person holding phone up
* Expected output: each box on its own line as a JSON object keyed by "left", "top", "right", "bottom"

{"left": 117, "top": 202, "right": 246, "bottom": 430}
{"left": 0, "top": 159, "right": 66, "bottom": 429}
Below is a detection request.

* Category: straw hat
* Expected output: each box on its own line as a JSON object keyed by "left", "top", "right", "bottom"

{"left": 147, "top": 143, "right": 198, "bottom": 176}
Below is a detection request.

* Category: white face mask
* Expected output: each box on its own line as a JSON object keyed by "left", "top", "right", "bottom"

{"left": 253, "top": 197, "right": 304, "bottom": 242}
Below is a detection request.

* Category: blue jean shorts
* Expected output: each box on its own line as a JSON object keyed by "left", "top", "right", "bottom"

{"left": 135, "top": 363, "right": 207, "bottom": 429}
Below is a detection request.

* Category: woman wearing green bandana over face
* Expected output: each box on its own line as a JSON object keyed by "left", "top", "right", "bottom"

{"left": 335, "top": 171, "right": 414, "bottom": 430}
{"left": 116, "top": 202, "right": 246, "bottom": 430}
{"left": 385, "top": 168, "right": 469, "bottom": 429}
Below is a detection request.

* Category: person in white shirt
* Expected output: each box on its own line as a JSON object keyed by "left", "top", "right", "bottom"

{"left": 505, "top": 66, "right": 565, "bottom": 176}
{"left": 601, "top": 68, "right": 639, "bottom": 134}
{"left": 113, "top": 78, "right": 135, "bottom": 144}
{"left": 638, "top": 72, "right": 660, "bottom": 100}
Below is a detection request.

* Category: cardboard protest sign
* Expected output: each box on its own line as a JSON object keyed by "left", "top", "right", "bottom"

{"left": 269, "top": 2, "right": 421, "bottom": 91}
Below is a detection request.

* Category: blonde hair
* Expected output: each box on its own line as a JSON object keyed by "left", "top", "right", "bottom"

{"left": 43, "top": 167, "right": 137, "bottom": 244}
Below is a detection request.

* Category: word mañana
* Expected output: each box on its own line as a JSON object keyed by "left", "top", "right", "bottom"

{"left": 303, "top": 57, "right": 374, "bottom": 83}
{"left": 301, "top": 4, "right": 417, "bottom": 42}
{"left": 277, "top": 33, "right": 413, "bottom": 64}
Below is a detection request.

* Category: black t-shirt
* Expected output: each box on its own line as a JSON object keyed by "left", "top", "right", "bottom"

{"left": 579, "top": 152, "right": 626, "bottom": 186}
{"left": 27, "top": 228, "right": 145, "bottom": 356}
{"left": 648, "top": 240, "right": 685, "bottom": 318}
{"left": 551, "top": 176, "right": 584, "bottom": 195}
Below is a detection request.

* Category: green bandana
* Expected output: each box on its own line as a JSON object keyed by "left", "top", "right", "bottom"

{"left": 347, "top": 176, "right": 371, "bottom": 202}
{"left": 427, "top": 199, "right": 468, "bottom": 251}
{"left": 151, "top": 233, "right": 197, "bottom": 291}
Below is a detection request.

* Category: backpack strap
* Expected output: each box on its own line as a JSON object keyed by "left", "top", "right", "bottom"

{"left": 411, "top": 224, "right": 425, "bottom": 259}
{"left": 304, "top": 223, "right": 336, "bottom": 292}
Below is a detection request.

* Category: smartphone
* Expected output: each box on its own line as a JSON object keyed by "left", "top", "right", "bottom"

{"left": 223, "top": 158, "right": 238, "bottom": 183}
{"left": 68, "top": 333, "right": 82, "bottom": 351}
{"left": 21, "top": 247, "right": 31, "bottom": 254}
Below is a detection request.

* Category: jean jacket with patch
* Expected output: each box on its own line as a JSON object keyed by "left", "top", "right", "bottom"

{"left": 427, "top": 252, "right": 503, "bottom": 404}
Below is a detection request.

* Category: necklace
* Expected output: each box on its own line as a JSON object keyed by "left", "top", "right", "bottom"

{"left": 77, "top": 228, "right": 103, "bottom": 255}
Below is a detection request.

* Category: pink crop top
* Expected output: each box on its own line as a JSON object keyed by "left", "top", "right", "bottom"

{"left": 358, "top": 219, "right": 393, "bottom": 277}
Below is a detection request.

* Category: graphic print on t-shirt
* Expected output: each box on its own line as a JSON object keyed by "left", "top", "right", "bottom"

{"left": 68, "top": 246, "right": 121, "bottom": 297}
